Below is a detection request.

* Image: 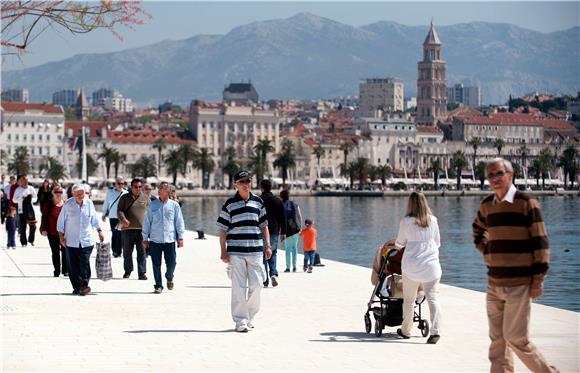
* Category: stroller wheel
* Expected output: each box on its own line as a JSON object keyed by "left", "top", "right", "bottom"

{"left": 374, "top": 319, "right": 383, "bottom": 337}
{"left": 419, "top": 319, "right": 430, "bottom": 337}
{"left": 364, "top": 314, "right": 372, "bottom": 334}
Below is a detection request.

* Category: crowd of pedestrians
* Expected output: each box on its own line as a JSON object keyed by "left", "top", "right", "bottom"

{"left": 0, "top": 158, "right": 559, "bottom": 371}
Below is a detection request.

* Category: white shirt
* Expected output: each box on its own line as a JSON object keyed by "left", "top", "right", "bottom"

{"left": 13, "top": 185, "right": 37, "bottom": 214}
{"left": 493, "top": 184, "right": 517, "bottom": 204}
{"left": 395, "top": 215, "right": 442, "bottom": 283}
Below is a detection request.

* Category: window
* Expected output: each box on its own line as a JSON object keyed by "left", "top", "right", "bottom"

{"left": 31, "top": 121, "right": 35, "bottom": 127}
{"left": 15, "top": 134, "right": 19, "bottom": 141}
{"left": 38, "top": 147, "right": 42, "bottom": 155}
{"left": 31, "top": 134, "right": 35, "bottom": 141}
{"left": 38, "top": 134, "right": 42, "bottom": 141}
{"left": 46, "top": 134, "right": 50, "bottom": 141}
{"left": 58, "top": 148, "right": 62, "bottom": 155}
{"left": 7, "top": 134, "right": 11, "bottom": 141}
{"left": 23, "top": 134, "right": 27, "bottom": 141}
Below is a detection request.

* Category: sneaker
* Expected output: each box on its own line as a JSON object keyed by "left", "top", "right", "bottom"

{"left": 123, "top": 272, "right": 131, "bottom": 279}
{"left": 284, "top": 269, "right": 290, "bottom": 273}
{"left": 235, "top": 324, "right": 249, "bottom": 333}
{"left": 79, "top": 286, "right": 91, "bottom": 296}
{"left": 167, "top": 281, "right": 174, "bottom": 290}
{"left": 154, "top": 288, "right": 162, "bottom": 294}
{"left": 303, "top": 266, "right": 307, "bottom": 272}
{"left": 397, "top": 328, "right": 410, "bottom": 339}
{"left": 247, "top": 322, "right": 255, "bottom": 329}
{"left": 426, "top": 335, "right": 440, "bottom": 344}
{"left": 307, "top": 267, "right": 313, "bottom": 273}
{"left": 53, "top": 272, "right": 60, "bottom": 277}
{"left": 271, "top": 276, "right": 278, "bottom": 287}
{"left": 292, "top": 268, "right": 297, "bottom": 272}
{"left": 72, "top": 289, "right": 80, "bottom": 295}
{"left": 138, "top": 273, "right": 147, "bottom": 280}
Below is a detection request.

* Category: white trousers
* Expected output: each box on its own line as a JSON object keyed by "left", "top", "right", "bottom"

{"left": 401, "top": 274, "right": 442, "bottom": 336}
{"left": 230, "top": 254, "right": 265, "bottom": 327}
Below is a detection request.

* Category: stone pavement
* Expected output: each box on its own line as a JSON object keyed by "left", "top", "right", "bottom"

{"left": 1, "top": 218, "right": 578, "bottom": 372}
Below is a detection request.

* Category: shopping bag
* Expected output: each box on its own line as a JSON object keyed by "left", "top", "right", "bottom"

{"left": 95, "top": 242, "right": 113, "bottom": 281}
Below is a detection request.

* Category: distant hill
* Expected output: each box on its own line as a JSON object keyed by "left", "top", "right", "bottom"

{"left": 3, "top": 13, "right": 578, "bottom": 106}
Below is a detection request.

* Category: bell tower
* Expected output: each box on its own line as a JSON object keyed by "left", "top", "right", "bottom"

{"left": 416, "top": 22, "right": 447, "bottom": 126}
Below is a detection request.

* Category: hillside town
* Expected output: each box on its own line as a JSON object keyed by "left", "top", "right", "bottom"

{"left": 1, "top": 23, "right": 579, "bottom": 191}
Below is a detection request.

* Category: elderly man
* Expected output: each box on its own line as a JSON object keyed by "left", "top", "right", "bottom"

{"left": 217, "top": 170, "right": 272, "bottom": 333}
{"left": 473, "top": 158, "right": 558, "bottom": 373}
{"left": 142, "top": 182, "right": 184, "bottom": 294}
{"left": 57, "top": 184, "right": 104, "bottom": 296}
{"left": 102, "top": 177, "right": 127, "bottom": 257}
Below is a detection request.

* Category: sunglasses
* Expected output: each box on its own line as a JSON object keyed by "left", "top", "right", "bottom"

{"left": 132, "top": 185, "right": 142, "bottom": 188}
{"left": 487, "top": 171, "right": 507, "bottom": 179}
{"left": 54, "top": 191, "right": 63, "bottom": 194}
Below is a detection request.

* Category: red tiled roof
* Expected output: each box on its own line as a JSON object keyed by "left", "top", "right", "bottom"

{"left": 65, "top": 121, "right": 108, "bottom": 137}
{"left": 447, "top": 106, "right": 483, "bottom": 118}
{"left": 416, "top": 125, "right": 442, "bottom": 133}
{"left": 460, "top": 113, "right": 575, "bottom": 130}
{"left": 1, "top": 102, "right": 63, "bottom": 114}
{"left": 109, "top": 129, "right": 193, "bottom": 144}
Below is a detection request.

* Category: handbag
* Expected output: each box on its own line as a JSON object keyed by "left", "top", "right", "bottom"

{"left": 95, "top": 242, "right": 113, "bottom": 281}
{"left": 284, "top": 201, "right": 300, "bottom": 236}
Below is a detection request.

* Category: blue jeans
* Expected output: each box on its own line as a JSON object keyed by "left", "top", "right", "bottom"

{"left": 149, "top": 242, "right": 176, "bottom": 290}
{"left": 263, "top": 234, "right": 279, "bottom": 286}
{"left": 304, "top": 250, "right": 316, "bottom": 268}
{"left": 122, "top": 230, "right": 146, "bottom": 274}
{"left": 285, "top": 234, "right": 299, "bottom": 270}
{"left": 66, "top": 245, "right": 93, "bottom": 291}
{"left": 109, "top": 219, "right": 122, "bottom": 255}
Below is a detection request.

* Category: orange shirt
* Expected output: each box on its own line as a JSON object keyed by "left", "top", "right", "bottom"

{"left": 299, "top": 226, "right": 317, "bottom": 251}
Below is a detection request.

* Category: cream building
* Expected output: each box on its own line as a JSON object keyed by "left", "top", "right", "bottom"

{"left": 1, "top": 103, "right": 65, "bottom": 175}
{"left": 359, "top": 78, "right": 404, "bottom": 113}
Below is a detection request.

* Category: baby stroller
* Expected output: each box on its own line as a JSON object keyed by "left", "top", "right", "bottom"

{"left": 364, "top": 242, "right": 429, "bottom": 338}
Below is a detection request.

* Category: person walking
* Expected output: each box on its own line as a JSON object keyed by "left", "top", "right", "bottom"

{"left": 57, "top": 184, "right": 104, "bottom": 296}
{"left": 473, "top": 158, "right": 558, "bottom": 373}
{"left": 299, "top": 219, "right": 318, "bottom": 273}
{"left": 217, "top": 170, "right": 272, "bottom": 333}
{"left": 37, "top": 179, "right": 53, "bottom": 212}
{"left": 40, "top": 184, "right": 68, "bottom": 277}
{"left": 259, "top": 179, "right": 286, "bottom": 287}
{"left": 142, "top": 182, "right": 185, "bottom": 294}
{"left": 101, "top": 177, "right": 127, "bottom": 257}
{"left": 393, "top": 191, "right": 443, "bottom": 344}
{"left": 13, "top": 175, "right": 37, "bottom": 247}
{"left": 118, "top": 178, "right": 150, "bottom": 280}
{"left": 143, "top": 183, "right": 156, "bottom": 201}
{"left": 280, "top": 189, "right": 302, "bottom": 272}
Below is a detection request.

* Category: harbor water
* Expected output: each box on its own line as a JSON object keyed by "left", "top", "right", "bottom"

{"left": 181, "top": 194, "right": 580, "bottom": 312}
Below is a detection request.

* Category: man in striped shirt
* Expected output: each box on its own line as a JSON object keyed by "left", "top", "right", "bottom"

{"left": 217, "top": 170, "right": 272, "bottom": 333}
{"left": 473, "top": 158, "right": 558, "bottom": 373}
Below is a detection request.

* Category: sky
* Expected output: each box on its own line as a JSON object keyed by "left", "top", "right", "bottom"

{"left": 2, "top": 1, "right": 579, "bottom": 70}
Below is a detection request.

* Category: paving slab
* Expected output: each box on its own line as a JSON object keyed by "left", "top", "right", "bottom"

{"left": 1, "top": 212, "right": 578, "bottom": 372}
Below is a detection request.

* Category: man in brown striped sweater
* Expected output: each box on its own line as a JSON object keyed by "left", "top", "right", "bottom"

{"left": 473, "top": 158, "right": 558, "bottom": 373}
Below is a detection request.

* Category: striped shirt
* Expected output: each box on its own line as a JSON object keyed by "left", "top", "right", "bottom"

{"left": 216, "top": 192, "right": 268, "bottom": 254}
{"left": 472, "top": 186, "right": 550, "bottom": 286}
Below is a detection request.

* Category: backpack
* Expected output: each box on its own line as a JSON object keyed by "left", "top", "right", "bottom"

{"left": 284, "top": 200, "right": 300, "bottom": 237}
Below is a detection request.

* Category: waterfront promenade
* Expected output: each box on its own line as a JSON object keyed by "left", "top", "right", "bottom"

{"left": 1, "top": 219, "right": 578, "bottom": 372}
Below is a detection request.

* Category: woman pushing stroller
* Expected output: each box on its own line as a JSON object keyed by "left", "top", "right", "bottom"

{"left": 388, "top": 191, "right": 443, "bottom": 344}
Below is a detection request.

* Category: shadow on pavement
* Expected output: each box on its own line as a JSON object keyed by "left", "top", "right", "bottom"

{"left": 311, "top": 331, "right": 427, "bottom": 344}
{"left": 125, "top": 329, "right": 232, "bottom": 333}
{"left": 1, "top": 292, "right": 74, "bottom": 296}
{"left": 186, "top": 285, "right": 231, "bottom": 289}
{"left": 2, "top": 275, "right": 61, "bottom": 278}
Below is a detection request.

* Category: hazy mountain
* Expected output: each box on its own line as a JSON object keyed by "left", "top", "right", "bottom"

{"left": 3, "top": 13, "right": 578, "bottom": 106}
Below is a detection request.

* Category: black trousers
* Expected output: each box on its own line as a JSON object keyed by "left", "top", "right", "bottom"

{"left": 47, "top": 234, "right": 68, "bottom": 275}
{"left": 18, "top": 214, "right": 35, "bottom": 246}
{"left": 66, "top": 245, "right": 93, "bottom": 291}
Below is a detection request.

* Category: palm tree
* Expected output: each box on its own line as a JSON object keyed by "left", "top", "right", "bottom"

{"left": 312, "top": 144, "right": 325, "bottom": 178}
{"left": 8, "top": 146, "right": 30, "bottom": 175}
{"left": 44, "top": 156, "right": 66, "bottom": 183}
{"left": 517, "top": 144, "right": 531, "bottom": 178}
{"left": 452, "top": 150, "right": 468, "bottom": 190}
{"left": 375, "top": 164, "right": 392, "bottom": 188}
{"left": 178, "top": 143, "right": 198, "bottom": 177}
{"left": 340, "top": 141, "right": 354, "bottom": 171}
{"left": 273, "top": 139, "right": 296, "bottom": 188}
{"left": 76, "top": 154, "right": 98, "bottom": 178}
{"left": 222, "top": 146, "right": 240, "bottom": 189}
{"left": 537, "top": 148, "right": 554, "bottom": 189}
{"left": 247, "top": 151, "right": 265, "bottom": 189}
{"left": 558, "top": 145, "right": 578, "bottom": 189}
{"left": 152, "top": 139, "right": 167, "bottom": 176}
{"left": 98, "top": 145, "right": 116, "bottom": 178}
{"left": 164, "top": 149, "right": 182, "bottom": 186}
{"left": 493, "top": 138, "right": 506, "bottom": 156}
{"left": 475, "top": 161, "right": 487, "bottom": 190}
{"left": 253, "top": 138, "right": 274, "bottom": 182}
{"left": 430, "top": 158, "right": 443, "bottom": 189}
{"left": 193, "top": 148, "right": 215, "bottom": 189}
{"left": 140, "top": 155, "right": 157, "bottom": 179}
{"left": 529, "top": 159, "right": 542, "bottom": 188}
{"left": 468, "top": 137, "right": 482, "bottom": 171}
{"left": 351, "top": 157, "right": 370, "bottom": 189}
{"left": 111, "top": 151, "right": 123, "bottom": 178}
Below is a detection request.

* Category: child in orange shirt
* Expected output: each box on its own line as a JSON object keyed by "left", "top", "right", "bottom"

{"left": 299, "top": 219, "right": 317, "bottom": 273}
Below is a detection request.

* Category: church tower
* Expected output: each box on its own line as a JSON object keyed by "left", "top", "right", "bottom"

{"left": 75, "top": 88, "right": 90, "bottom": 121}
{"left": 416, "top": 22, "right": 447, "bottom": 126}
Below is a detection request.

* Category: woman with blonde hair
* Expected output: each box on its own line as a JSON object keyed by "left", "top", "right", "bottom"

{"left": 393, "top": 191, "right": 442, "bottom": 344}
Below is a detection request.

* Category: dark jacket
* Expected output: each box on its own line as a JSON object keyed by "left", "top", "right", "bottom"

{"left": 260, "top": 192, "right": 287, "bottom": 236}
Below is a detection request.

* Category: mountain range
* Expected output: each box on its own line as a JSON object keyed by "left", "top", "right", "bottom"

{"left": 2, "top": 13, "right": 579, "bottom": 106}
